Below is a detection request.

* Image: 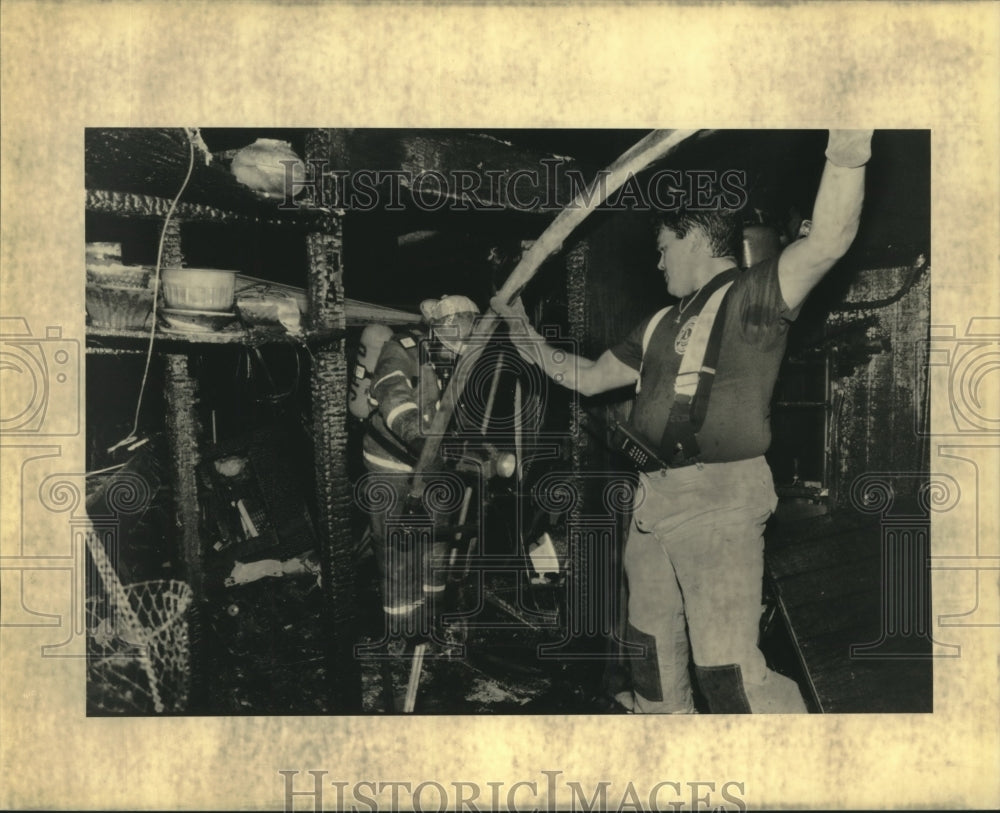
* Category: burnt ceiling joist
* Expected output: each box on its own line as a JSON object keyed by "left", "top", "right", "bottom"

{"left": 87, "top": 128, "right": 930, "bottom": 268}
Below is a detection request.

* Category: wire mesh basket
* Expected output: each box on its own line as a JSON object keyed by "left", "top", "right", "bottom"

{"left": 86, "top": 579, "right": 193, "bottom": 714}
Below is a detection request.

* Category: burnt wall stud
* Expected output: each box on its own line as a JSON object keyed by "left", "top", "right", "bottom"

{"left": 162, "top": 353, "right": 204, "bottom": 597}
{"left": 565, "top": 241, "right": 591, "bottom": 643}
{"left": 304, "top": 131, "right": 362, "bottom": 710}
{"left": 161, "top": 217, "right": 183, "bottom": 269}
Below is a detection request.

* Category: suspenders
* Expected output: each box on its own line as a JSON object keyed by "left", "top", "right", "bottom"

{"left": 636, "top": 305, "right": 672, "bottom": 394}
{"left": 634, "top": 275, "right": 737, "bottom": 464}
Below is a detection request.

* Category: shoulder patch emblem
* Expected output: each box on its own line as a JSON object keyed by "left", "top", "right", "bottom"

{"left": 675, "top": 316, "right": 698, "bottom": 355}
{"left": 399, "top": 337, "right": 416, "bottom": 349}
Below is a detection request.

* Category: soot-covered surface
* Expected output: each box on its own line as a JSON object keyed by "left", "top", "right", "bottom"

{"left": 192, "top": 557, "right": 622, "bottom": 715}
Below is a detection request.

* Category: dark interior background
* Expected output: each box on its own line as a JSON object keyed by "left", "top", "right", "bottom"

{"left": 84, "top": 128, "right": 933, "bottom": 715}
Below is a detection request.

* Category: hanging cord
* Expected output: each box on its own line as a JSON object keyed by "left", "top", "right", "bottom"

{"left": 108, "top": 128, "right": 202, "bottom": 453}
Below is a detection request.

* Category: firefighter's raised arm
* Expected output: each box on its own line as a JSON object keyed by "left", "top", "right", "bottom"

{"left": 778, "top": 129, "right": 872, "bottom": 311}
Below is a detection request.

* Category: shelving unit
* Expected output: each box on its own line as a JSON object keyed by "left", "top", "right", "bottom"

{"left": 85, "top": 127, "right": 361, "bottom": 710}
{"left": 86, "top": 323, "right": 345, "bottom": 348}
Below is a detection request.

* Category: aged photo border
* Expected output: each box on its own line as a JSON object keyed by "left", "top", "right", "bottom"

{"left": 2, "top": 1, "right": 998, "bottom": 810}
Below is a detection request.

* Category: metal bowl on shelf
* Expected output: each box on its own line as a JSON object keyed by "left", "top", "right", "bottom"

{"left": 161, "top": 267, "right": 236, "bottom": 311}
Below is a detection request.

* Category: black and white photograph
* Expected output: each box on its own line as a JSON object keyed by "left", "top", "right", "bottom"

{"left": 1, "top": 2, "right": 998, "bottom": 811}
{"left": 81, "top": 126, "right": 932, "bottom": 719}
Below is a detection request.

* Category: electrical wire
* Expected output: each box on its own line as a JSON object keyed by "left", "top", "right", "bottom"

{"left": 107, "top": 128, "right": 200, "bottom": 453}
{"left": 830, "top": 254, "right": 929, "bottom": 313}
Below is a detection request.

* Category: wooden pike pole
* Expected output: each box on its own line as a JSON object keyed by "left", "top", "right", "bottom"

{"left": 399, "top": 130, "right": 705, "bottom": 712}
{"left": 408, "top": 129, "right": 706, "bottom": 501}
{"left": 403, "top": 642, "right": 427, "bottom": 713}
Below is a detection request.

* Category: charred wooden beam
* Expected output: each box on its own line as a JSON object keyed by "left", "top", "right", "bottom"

{"left": 86, "top": 129, "right": 277, "bottom": 214}
{"left": 161, "top": 216, "right": 183, "bottom": 268}
{"left": 307, "top": 130, "right": 583, "bottom": 215}
{"left": 301, "top": 156, "right": 362, "bottom": 709}
{"left": 84, "top": 324, "right": 345, "bottom": 351}
{"left": 566, "top": 241, "right": 590, "bottom": 495}
{"left": 86, "top": 188, "right": 330, "bottom": 231}
{"left": 305, "top": 231, "right": 344, "bottom": 330}
{"left": 565, "top": 242, "right": 590, "bottom": 625}
{"left": 87, "top": 188, "right": 256, "bottom": 224}
{"left": 162, "top": 353, "right": 204, "bottom": 597}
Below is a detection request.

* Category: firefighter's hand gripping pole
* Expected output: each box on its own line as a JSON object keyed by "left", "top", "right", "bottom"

{"left": 407, "top": 129, "right": 706, "bottom": 502}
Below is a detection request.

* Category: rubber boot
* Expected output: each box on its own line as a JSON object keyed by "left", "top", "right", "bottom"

{"left": 694, "top": 664, "right": 752, "bottom": 713}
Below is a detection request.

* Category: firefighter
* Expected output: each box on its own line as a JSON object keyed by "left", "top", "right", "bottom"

{"left": 361, "top": 294, "right": 480, "bottom": 634}
{"left": 494, "top": 131, "right": 872, "bottom": 712}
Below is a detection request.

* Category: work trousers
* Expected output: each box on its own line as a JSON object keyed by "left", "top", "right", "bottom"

{"left": 362, "top": 471, "right": 449, "bottom": 636}
{"left": 620, "top": 456, "right": 807, "bottom": 714}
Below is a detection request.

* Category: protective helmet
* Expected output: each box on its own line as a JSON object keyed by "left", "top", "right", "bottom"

{"left": 420, "top": 295, "right": 479, "bottom": 355}
{"left": 419, "top": 294, "right": 480, "bottom": 324}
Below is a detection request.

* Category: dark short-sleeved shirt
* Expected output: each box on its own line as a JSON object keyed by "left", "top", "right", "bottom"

{"left": 610, "top": 256, "right": 797, "bottom": 463}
